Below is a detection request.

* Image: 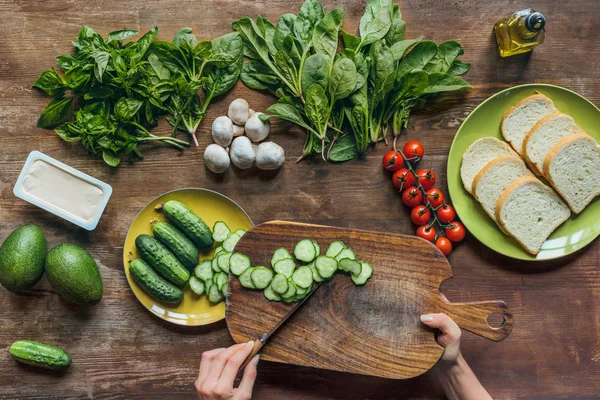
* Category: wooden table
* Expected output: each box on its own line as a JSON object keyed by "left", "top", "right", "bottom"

{"left": 1, "top": 0, "right": 599, "bottom": 398}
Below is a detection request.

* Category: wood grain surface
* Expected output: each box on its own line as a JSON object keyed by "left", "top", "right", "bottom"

{"left": 227, "top": 221, "right": 513, "bottom": 379}
{"left": 0, "top": 0, "right": 599, "bottom": 398}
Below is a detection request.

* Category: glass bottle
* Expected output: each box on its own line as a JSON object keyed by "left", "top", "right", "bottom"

{"left": 494, "top": 9, "right": 546, "bottom": 58}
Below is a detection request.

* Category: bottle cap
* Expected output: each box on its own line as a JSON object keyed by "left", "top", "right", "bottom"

{"left": 525, "top": 12, "right": 546, "bottom": 32}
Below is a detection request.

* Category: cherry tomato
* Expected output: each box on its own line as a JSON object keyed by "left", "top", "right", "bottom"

{"left": 392, "top": 168, "right": 415, "bottom": 190}
{"left": 416, "top": 169, "right": 436, "bottom": 190}
{"left": 445, "top": 221, "right": 466, "bottom": 242}
{"left": 402, "top": 140, "right": 425, "bottom": 161}
{"left": 382, "top": 151, "right": 404, "bottom": 172}
{"left": 424, "top": 188, "right": 444, "bottom": 208}
{"left": 416, "top": 225, "right": 437, "bottom": 242}
{"left": 436, "top": 237, "right": 452, "bottom": 256}
{"left": 402, "top": 186, "right": 423, "bottom": 207}
{"left": 436, "top": 204, "right": 456, "bottom": 224}
{"left": 410, "top": 205, "right": 431, "bottom": 225}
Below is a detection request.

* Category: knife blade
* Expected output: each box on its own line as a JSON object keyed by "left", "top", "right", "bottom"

{"left": 238, "top": 282, "right": 322, "bottom": 371}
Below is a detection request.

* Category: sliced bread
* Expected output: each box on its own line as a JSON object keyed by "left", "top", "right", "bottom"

{"left": 543, "top": 133, "right": 600, "bottom": 214}
{"left": 501, "top": 94, "right": 556, "bottom": 155}
{"left": 523, "top": 112, "right": 582, "bottom": 175}
{"left": 495, "top": 176, "right": 570, "bottom": 255}
{"left": 460, "top": 137, "right": 518, "bottom": 194}
{"left": 472, "top": 155, "right": 532, "bottom": 222}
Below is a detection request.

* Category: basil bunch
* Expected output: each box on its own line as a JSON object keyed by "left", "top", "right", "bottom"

{"left": 33, "top": 26, "right": 243, "bottom": 166}
{"left": 234, "top": 0, "right": 471, "bottom": 162}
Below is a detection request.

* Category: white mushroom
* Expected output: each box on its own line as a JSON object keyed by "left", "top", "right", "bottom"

{"left": 211, "top": 116, "right": 233, "bottom": 147}
{"left": 255, "top": 142, "right": 285, "bottom": 170}
{"left": 248, "top": 109, "right": 256, "bottom": 117}
{"left": 203, "top": 144, "right": 230, "bottom": 173}
{"left": 232, "top": 124, "right": 245, "bottom": 137}
{"left": 245, "top": 112, "right": 271, "bottom": 143}
{"left": 230, "top": 136, "right": 256, "bottom": 169}
{"left": 228, "top": 99, "right": 250, "bottom": 125}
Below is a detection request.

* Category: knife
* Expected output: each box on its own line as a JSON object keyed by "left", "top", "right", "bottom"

{"left": 238, "top": 282, "right": 322, "bottom": 371}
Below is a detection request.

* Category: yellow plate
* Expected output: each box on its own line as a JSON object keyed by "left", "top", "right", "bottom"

{"left": 123, "top": 188, "right": 253, "bottom": 326}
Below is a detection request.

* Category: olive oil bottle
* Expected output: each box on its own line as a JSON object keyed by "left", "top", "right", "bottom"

{"left": 494, "top": 9, "right": 546, "bottom": 57}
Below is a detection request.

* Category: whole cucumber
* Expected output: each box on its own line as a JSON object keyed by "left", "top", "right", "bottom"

{"left": 135, "top": 234, "right": 190, "bottom": 287}
{"left": 9, "top": 340, "right": 71, "bottom": 370}
{"left": 152, "top": 222, "right": 199, "bottom": 270}
{"left": 162, "top": 200, "right": 214, "bottom": 250}
{"left": 129, "top": 259, "right": 184, "bottom": 304}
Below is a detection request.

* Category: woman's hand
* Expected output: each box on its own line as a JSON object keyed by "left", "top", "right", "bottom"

{"left": 195, "top": 341, "right": 259, "bottom": 400}
{"left": 420, "top": 312, "right": 461, "bottom": 363}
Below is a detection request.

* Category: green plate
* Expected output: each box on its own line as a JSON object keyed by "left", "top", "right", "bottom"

{"left": 447, "top": 84, "right": 600, "bottom": 260}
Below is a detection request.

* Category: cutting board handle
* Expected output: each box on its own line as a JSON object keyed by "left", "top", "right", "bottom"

{"left": 441, "top": 299, "right": 513, "bottom": 342}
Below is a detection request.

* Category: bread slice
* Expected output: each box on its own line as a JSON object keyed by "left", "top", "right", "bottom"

{"left": 495, "top": 176, "right": 570, "bottom": 255}
{"left": 460, "top": 137, "right": 518, "bottom": 194}
{"left": 523, "top": 112, "right": 582, "bottom": 175}
{"left": 472, "top": 155, "right": 532, "bottom": 222}
{"left": 501, "top": 94, "right": 556, "bottom": 155}
{"left": 543, "top": 133, "right": 600, "bottom": 214}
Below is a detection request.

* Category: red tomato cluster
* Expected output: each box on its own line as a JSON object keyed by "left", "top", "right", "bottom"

{"left": 382, "top": 141, "right": 466, "bottom": 256}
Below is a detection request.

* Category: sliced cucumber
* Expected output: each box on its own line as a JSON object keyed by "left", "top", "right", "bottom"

{"left": 264, "top": 284, "right": 282, "bottom": 301}
{"left": 273, "top": 258, "right": 295, "bottom": 278}
{"left": 223, "top": 233, "right": 241, "bottom": 252}
{"left": 208, "top": 284, "right": 224, "bottom": 304}
{"left": 312, "top": 240, "right": 321, "bottom": 256}
{"left": 315, "top": 256, "right": 337, "bottom": 279}
{"left": 230, "top": 252, "right": 251, "bottom": 276}
{"left": 335, "top": 248, "right": 356, "bottom": 262}
{"left": 271, "top": 247, "right": 291, "bottom": 268}
{"left": 292, "top": 266, "right": 313, "bottom": 289}
{"left": 338, "top": 258, "right": 362, "bottom": 275}
{"left": 235, "top": 229, "right": 247, "bottom": 237}
{"left": 251, "top": 267, "right": 274, "bottom": 290}
{"left": 212, "top": 221, "right": 231, "bottom": 243}
{"left": 270, "top": 274, "right": 289, "bottom": 294}
{"left": 351, "top": 262, "right": 373, "bottom": 285}
{"left": 295, "top": 285, "right": 308, "bottom": 297}
{"left": 211, "top": 256, "right": 221, "bottom": 273}
{"left": 326, "top": 241, "right": 345, "bottom": 257}
{"left": 239, "top": 267, "right": 256, "bottom": 289}
{"left": 204, "top": 279, "right": 213, "bottom": 293}
{"left": 281, "top": 280, "right": 297, "bottom": 299}
{"left": 214, "top": 246, "right": 224, "bottom": 255}
{"left": 221, "top": 282, "right": 228, "bottom": 297}
{"left": 307, "top": 261, "right": 323, "bottom": 283}
{"left": 189, "top": 276, "right": 205, "bottom": 295}
{"left": 215, "top": 272, "right": 228, "bottom": 291}
{"left": 294, "top": 239, "right": 317, "bottom": 263}
{"left": 195, "top": 260, "right": 213, "bottom": 281}
{"left": 217, "top": 252, "right": 232, "bottom": 274}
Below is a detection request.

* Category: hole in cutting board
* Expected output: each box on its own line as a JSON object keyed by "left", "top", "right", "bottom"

{"left": 487, "top": 313, "right": 505, "bottom": 328}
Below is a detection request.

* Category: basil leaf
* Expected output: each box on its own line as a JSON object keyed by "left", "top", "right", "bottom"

{"left": 448, "top": 60, "right": 471, "bottom": 76}
{"left": 329, "top": 57, "right": 357, "bottom": 102}
{"left": 148, "top": 53, "right": 171, "bottom": 80}
{"left": 329, "top": 134, "right": 358, "bottom": 162}
{"left": 390, "top": 36, "right": 423, "bottom": 61}
{"left": 108, "top": 29, "right": 138, "bottom": 43}
{"left": 149, "top": 41, "right": 186, "bottom": 74}
{"left": 423, "top": 73, "right": 472, "bottom": 94}
{"left": 54, "top": 124, "right": 82, "bottom": 142}
{"left": 65, "top": 65, "right": 91, "bottom": 90}
{"left": 397, "top": 40, "right": 438, "bottom": 77}
{"left": 114, "top": 98, "right": 144, "bottom": 121}
{"left": 313, "top": 8, "right": 343, "bottom": 61}
{"left": 102, "top": 151, "right": 121, "bottom": 167}
{"left": 33, "top": 68, "right": 67, "bottom": 98}
{"left": 301, "top": 53, "right": 329, "bottom": 96}
{"left": 293, "top": 0, "right": 325, "bottom": 51}
{"left": 274, "top": 14, "right": 297, "bottom": 51}
{"left": 93, "top": 51, "right": 110, "bottom": 82}
{"left": 129, "top": 26, "right": 157, "bottom": 63}
{"left": 359, "top": 0, "right": 393, "bottom": 46}
{"left": 37, "top": 97, "right": 74, "bottom": 128}
{"left": 56, "top": 55, "right": 77, "bottom": 72}
{"left": 304, "top": 84, "right": 329, "bottom": 135}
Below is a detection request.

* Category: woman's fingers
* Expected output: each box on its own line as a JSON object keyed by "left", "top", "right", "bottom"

{"left": 216, "top": 341, "right": 254, "bottom": 392}
{"left": 200, "top": 343, "right": 250, "bottom": 397}
{"left": 235, "top": 355, "right": 260, "bottom": 400}
{"left": 420, "top": 313, "right": 461, "bottom": 362}
{"left": 196, "top": 348, "right": 225, "bottom": 392}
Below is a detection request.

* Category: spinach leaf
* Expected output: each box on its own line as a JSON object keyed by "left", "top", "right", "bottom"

{"left": 424, "top": 40, "right": 463, "bottom": 74}
{"left": 205, "top": 32, "right": 244, "bottom": 97}
{"left": 240, "top": 60, "right": 280, "bottom": 92}
{"left": 274, "top": 14, "right": 297, "bottom": 51}
{"left": 293, "top": 0, "right": 325, "bottom": 51}
{"left": 313, "top": 8, "right": 344, "bottom": 61}
{"left": 390, "top": 36, "right": 422, "bottom": 61}
{"left": 329, "top": 57, "right": 357, "bottom": 102}
{"left": 341, "top": 30, "right": 361, "bottom": 51}
{"left": 422, "top": 73, "right": 471, "bottom": 94}
{"left": 370, "top": 41, "right": 396, "bottom": 104}
{"left": 304, "top": 84, "right": 329, "bottom": 136}
{"left": 384, "top": 4, "right": 405, "bottom": 45}
{"left": 329, "top": 134, "right": 358, "bottom": 162}
{"left": 37, "top": 97, "right": 74, "bottom": 128}
{"left": 396, "top": 40, "right": 438, "bottom": 77}
{"left": 33, "top": 68, "right": 68, "bottom": 98}
{"left": 257, "top": 16, "right": 277, "bottom": 55}
{"left": 301, "top": 53, "right": 329, "bottom": 96}
{"left": 267, "top": 103, "right": 317, "bottom": 134}
{"left": 173, "top": 28, "right": 198, "bottom": 47}
{"left": 448, "top": 60, "right": 471, "bottom": 76}
{"left": 358, "top": 0, "right": 393, "bottom": 47}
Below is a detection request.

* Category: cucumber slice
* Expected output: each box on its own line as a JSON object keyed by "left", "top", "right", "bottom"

{"left": 217, "top": 252, "right": 232, "bottom": 274}
{"left": 239, "top": 267, "right": 256, "bottom": 289}
{"left": 251, "top": 267, "right": 274, "bottom": 289}
{"left": 294, "top": 239, "right": 317, "bottom": 262}
{"left": 351, "top": 262, "right": 373, "bottom": 285}
{"left": 214, "top": 246, "right": 224, "bottom": 255}
{"left": 195, "top": 260, "right": 213, "bottom": 281}
{"left": 315, "top": 256, "right": 337, "bottom": 279}
{"left": 292, "top": 266, "right": 313, "bottom": 289}
{"left": 338, "top": 258, "right": 362, "bottom": 275}
{"left": 270, "top": 274, "right": 289, "bottom": 294}
{"left": 264, "top": 284, "right": 282, "bottom": 301}
{"left": 204, "top": 279, "right": 213, "bottom": 293}
{"left": 222, "top": 233, "right": 241, "bottom": 252}
{"left": 189, "top": 276, "right": 205, "bottom": 295}
{"left": 281, "top": 280, "right": 297, "bottom": 299}
{"left": 295, "top": 285, "right": 308, "bottom": 296}
{"left": 326, "top": 241, "right": 345, "bottom": 257}
{"left": 307, "top": 261, "right": 323, "bottom": 283}
{"left": 230, "top": 252, "right": 251, "bottom": 276}
{"left": 335, "top": 248, "right": 356, "bottom": 262}
{"left": 271, "top": 247, "right": 291, "bottom": 268}
{"left": 212, "top": 221, "right": 231, "bottom": 243}
{"left": 221, "top": 282, "right": 228, "bottom": 297}
{"left": 208, "top": 284, "right": 224, "bottom": 304}
{"left": 235, "top": 229, "right": 246, "bottom": 237}
{"left": 312, "top": 241, "right": 321, "bottom": 256}
{"left": 211, "top": 257, "right": 221, "bottom": 273}
{"left": 216, "top": 272, "right": 228, "bottom": 291}
{"left": 273, "top": 258, "right": 295, "bottom": 278}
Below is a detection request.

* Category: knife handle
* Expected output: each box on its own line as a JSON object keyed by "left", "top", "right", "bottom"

{"left": 239, "top": 339, "right": 264, "bottom": 371}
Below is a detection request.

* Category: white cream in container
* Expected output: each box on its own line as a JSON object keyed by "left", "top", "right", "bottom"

{"left": 13, "top": 151, "right": 112, "bottom": 230}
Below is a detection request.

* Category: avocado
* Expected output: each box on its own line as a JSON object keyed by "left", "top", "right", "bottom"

{"left": 0, "top": 225, "right": 47, "bottom": 292}
{"left": 45, "top": 243, "right": 103, "bottom": 305}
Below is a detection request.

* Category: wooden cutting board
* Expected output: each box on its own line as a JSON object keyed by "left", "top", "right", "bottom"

{"left": 226, "top": 221, "right": 513, "bottom": 379}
